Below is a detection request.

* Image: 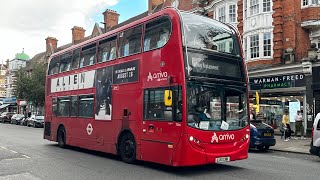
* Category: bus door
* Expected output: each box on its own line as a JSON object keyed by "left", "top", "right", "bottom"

{"left": 140, "top": 88, "right": 182, "bottom": 165}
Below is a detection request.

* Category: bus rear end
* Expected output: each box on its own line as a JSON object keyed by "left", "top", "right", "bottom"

{"left": 172, "top": 12, "right": 249, "bottom": 166}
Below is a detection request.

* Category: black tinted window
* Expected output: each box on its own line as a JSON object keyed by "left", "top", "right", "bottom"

{"left": 79, "top": 95, "right": 94, "bottom": 118}
{"left": 144, "top": 16, "right": 171, "bottom": 51}
{"left": 48, "top": 57, "right": 60, "bottom": 75}
{"left": 59, "top": 52, "right": 72, "bottom": 72}
{"left": 98, "top": 36, "right": 117, "bottom": 63}
{"left": 52, "top": 97, "right": 57, "bottom": 117}
{"left": 70, "top": 96, "right": 78, "bottom": 117}
{"left": 80, "top": 44, "right": 96, "bottom": 68}
{"left": 118, "top": 25, "right": 142, "bottom": 57}
{"left": 58, "top": 97, "right": 70, "bottom": 117}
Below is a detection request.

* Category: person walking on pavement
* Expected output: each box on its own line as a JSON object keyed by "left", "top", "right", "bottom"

{"left": 294, "top": 110, "right": 306, "bottom": 140}
{"left": 282, "top": 109, "right": 292, "bottom": 142}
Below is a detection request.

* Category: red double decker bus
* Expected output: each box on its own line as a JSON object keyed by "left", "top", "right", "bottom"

{"left": 44, "top": 8, "right": 250, "bottom": 166}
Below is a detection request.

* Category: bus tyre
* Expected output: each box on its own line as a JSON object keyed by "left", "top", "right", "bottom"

{"left": 57, "top": 126, "right": 67, "bottom": 148}
{"left": 119, "top": 133, "right": 136, "bottom": 164}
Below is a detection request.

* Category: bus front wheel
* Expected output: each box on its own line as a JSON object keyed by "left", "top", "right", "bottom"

{"left": 119, "top": 133, "right": 136, "bottom": 164}
{"left": 57, "top": 126, "right": 66, "bottom": 148}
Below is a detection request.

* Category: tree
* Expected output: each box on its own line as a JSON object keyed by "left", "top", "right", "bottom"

{"left": 13, "top": 63, "right": 47, "bottom": 108}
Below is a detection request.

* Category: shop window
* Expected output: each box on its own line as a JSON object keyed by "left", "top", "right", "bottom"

{"left": 58, "top": 97, "right": 70, "bottom": 117}
{"left": 250, "top": 0, "right": 259, "bottom": 15}
{"left": 250, "top": 34, "right": 259, "bottom": 58}
{"left": 59, "top": 52, "right": 72, "bottom": 73}
{"left": 218, "top": 6, "right": 226, "bottom": 23}
{"left": 144, "top": 16, "right": 172, "bottom": 51}
{"left": 263, "top": 0, "right": 271, "bottom": 12}
{"left": 70, "top": 96, "right": 78, "bottom": 117}
{"left": 118, "top": 25, "right": 142, "bottom": 57}
{"left": 80, "top": 44, "right": 96, "bottom": 68}
{"left": 72, "top": 49, "right": 80, "bottom": 70}
{"left": 48, "top": 56, "right": 60, "bottom": 75}
{"left": 79, "top": 95, "right": 94, "bottom": 118}
{"left": 263, "top": 32, "right": 271, "bottom": 57}
{"left": 98, "top": 35, "right": 117, "bottom": 63}
{"left": 229, "top": 5, "right": 236, "bottom": 22}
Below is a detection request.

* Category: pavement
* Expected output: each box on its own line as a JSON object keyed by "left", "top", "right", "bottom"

{"left": 270, "top": 135, "right": 311, "bottom": 154}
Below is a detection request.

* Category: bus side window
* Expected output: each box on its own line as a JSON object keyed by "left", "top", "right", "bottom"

{"left": 118, "top": 25, "right": 142, "bottom": 58}
{"left": 98, "top": 35, "right": 117, "bottom": 63}
{"left": 79, "top": 95, "right": 94, "bottom": 118}
{"left": 52, "top": 97, "right": 57, "bottom": 117}
{"left": 70, "top": 96, "right": 78, "bottom": 117}
{"left": 57, "top": 97, "right": 70, "bottom": 117}
{"left": 48, "top": 56, "right": 60, "bottom": 75}
{"left": 81, "top": 43, "right": 96, "bottom": 68}
{"left": 72, "top": 49, "right": 80, "bottom": 70}
{"left": 59, "top": 52, "right": 72, "bottom": 73}
{"left": 144, "top": 16, "right": 172, "bottom": 52}
{"left": 144, "top": 89, "right": 172, "bottom": 121}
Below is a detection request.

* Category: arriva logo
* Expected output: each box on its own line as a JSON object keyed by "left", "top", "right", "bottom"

{"left": 147, "top": 71, "right": 168, "bottom": 82}
{"left": 211, "top": 133, "right": 235, "bottom": 143}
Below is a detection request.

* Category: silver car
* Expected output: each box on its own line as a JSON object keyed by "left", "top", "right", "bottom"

{"left": 310, "top": 113, "right": 320, "bottom": 157}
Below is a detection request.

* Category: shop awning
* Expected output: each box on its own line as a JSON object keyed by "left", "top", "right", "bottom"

{"left": 0, "top": 104, "right": 10, "bottom": 109}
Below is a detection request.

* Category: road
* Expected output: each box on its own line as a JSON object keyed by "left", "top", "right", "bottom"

{"left": 0, "top": 123, "right": 319, "bottom": 180}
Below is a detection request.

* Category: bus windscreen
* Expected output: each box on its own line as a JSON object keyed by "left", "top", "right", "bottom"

{"left": 181, "top": 12, "right": 240, "bottom": 56}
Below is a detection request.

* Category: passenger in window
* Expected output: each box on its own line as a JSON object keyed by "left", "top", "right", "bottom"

{"left": 157, "top": 28, "right": 170, "bottom": 48}
{"left": 109, "top": 47, "right": 116, "bottom": 60}
{"left": 195, "top": 106, "right": 210, "bottom": 121}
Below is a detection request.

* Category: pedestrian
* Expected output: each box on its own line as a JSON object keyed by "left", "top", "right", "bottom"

{"left": 282, "top": 109, "right": 292, "bottom": 142}
{"left": 294, "top": 110, "right": 306, "bottom": 140}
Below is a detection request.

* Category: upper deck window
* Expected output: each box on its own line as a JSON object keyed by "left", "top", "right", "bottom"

{"left": 181, "top": 13, "right": 240, "bottom": 56}
{"left": 144, "top": 16, "right": 172, "bottom": 51}
{"left": 80, "top": 43, "right": 96, "bottom": 68}
{"left": 59, "top": 52, "right": 72, "bottom": 73}
{"left": 98, "top": 35, "right": 117, "bottom": 63}
{"left": 72, "top": 49, "right": 80, "bottom": 70}
{"left": 118, "top": 25, "right": 142, "bottom": 58}
{"left": 48, "top": 56, "right": 60, "bottom": 75}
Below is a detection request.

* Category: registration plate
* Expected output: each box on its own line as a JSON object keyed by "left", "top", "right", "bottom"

{"left": 215, "top": 157, "right": 230, "bottom": 163}
{"left": 264, "top": 133, "right": 272, "bottom": 136}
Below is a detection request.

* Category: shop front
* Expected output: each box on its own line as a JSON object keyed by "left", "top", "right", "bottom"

{"left": 249, "top": 64, "right": 312, "bottom": 135}
{"left": 2, "top": 97, "right": 17, "bottom": 112}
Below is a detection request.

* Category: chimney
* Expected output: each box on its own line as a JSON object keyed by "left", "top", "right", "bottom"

{"left": 102, "top": 9, "right": 120, "bottom": 31}
{"left": 72, "top": 26, "right": 86, "bottom": 44}
{"left": 45, "top": 37, "right": 58, "bottom": 55}
{"left": 148, "top": 0, "right": 164, "bottom": 14}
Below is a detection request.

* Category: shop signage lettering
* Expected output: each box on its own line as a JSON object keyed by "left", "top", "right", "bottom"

{"left": 250, "top": 74, "right": 305, "bottom": 90}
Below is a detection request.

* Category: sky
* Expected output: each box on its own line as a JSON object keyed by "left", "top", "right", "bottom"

{"left": 0, "top": 0, "right": 148, "bottom": 62}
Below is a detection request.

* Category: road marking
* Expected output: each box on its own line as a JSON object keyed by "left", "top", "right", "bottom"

{"left": 10, "top": 150, "right": 18, "bottom": 154}
{"left": 22, "top": 155, "right": 31, "bottom": 159}
{"left": 1, "top": 146, "right": 7, "bottom": 150}
{"left": 272, "top": 156, "right": 287, "bottom": 159}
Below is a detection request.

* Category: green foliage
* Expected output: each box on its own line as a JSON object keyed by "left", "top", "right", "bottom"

{"left": 13, "top": 63, "right": 47, "bottom": 107}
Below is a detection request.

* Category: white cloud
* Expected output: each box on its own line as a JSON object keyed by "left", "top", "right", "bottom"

{"left": 0, "top": 0, "right": 119, "bottom": 62}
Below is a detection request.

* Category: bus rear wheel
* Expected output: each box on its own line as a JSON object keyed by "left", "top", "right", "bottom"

{"left": 119, "top": 133, "right": 136, "bottom": 164}
{"left": 57, "top": 126, "right": 66, "bottom": 148}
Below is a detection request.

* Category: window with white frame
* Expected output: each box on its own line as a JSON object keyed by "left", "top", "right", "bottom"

{"left": 244, "top": 0, "right": 248, "bottom": 18}
{"left": 263, "top": 32, "right": 272, "bottom": 57}
{"left": 303, "top": 0, "right": 309, "bottom": 6}
{"left": 312, "top": 0, "right": 319, "bottom": 5}
{"left": 250, "top": 0, "right": 259, "bottom": 15}
{"left": 229, "top": 5, "right": 236, "bottom": 22}
{"left": 250, "top": 35, "right": 259, "bottom": 58}
{"left": 263, "top": 0, "right": 271, "bottom": 12}
{"left": 218, "top": 6, "right": 226, "bottom": 22}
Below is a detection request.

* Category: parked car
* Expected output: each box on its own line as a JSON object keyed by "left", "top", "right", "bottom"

{"left": 0, "top": 112, "right": 15, "bottom": 123}
{"left": 27, "top": 115, "right": 44, "bottom": 128}
{"left": 20, "top": 117, "right": 29, "bottom": 126}
{"left": 310, "top": 113, "right": 320, "bottom": 157}
{"left": 250, "top": 120, "right": 276, "bottom": 151}
{"left": 10, "top": 114, "right": 25, "bottom": 125}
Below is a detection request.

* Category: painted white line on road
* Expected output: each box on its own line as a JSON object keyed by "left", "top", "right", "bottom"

{"left": 3, "top": 157, "right": 30, "bottom": 161}
{"left": 0, "top": 146, "right": 7, "bottom": 150}
{"left": 22, "top": 155, "right": 31, "bottom": 159}
{"left": 272, "top": 156, "right": 287, "bottom": 159}
{"left": 10, "top": 150, "right": 18, "bottom": 154}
